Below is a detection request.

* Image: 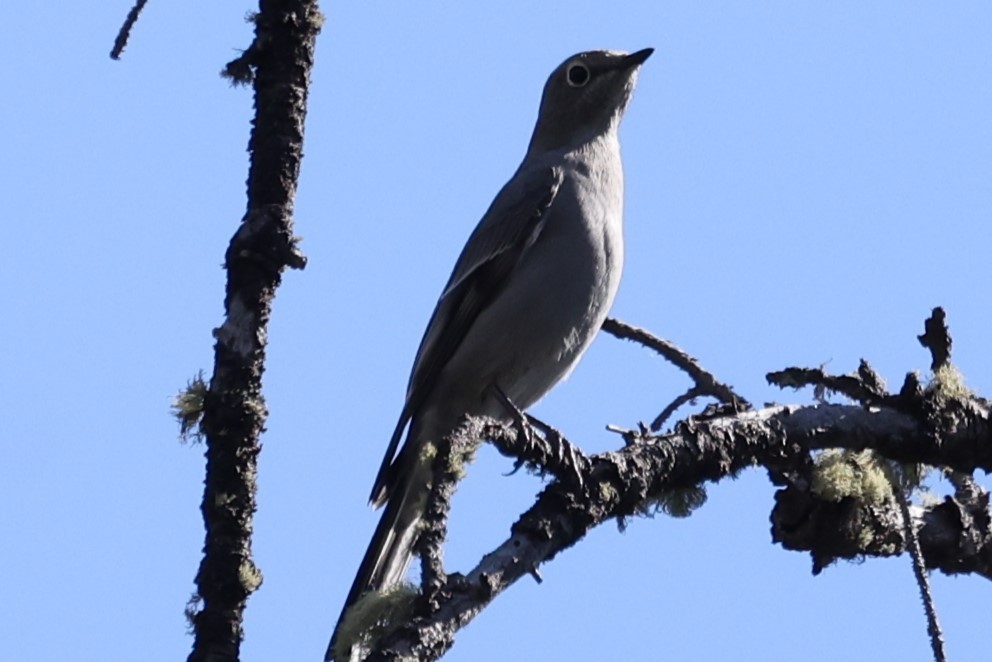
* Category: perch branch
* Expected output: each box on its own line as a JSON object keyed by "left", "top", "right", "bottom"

{"left": 365, "top": 395, "right": 992, "bottom": 661}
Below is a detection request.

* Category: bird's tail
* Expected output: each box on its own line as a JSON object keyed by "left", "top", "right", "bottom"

{"left": 326, "top": 456, "right": 429, "bottom": 661}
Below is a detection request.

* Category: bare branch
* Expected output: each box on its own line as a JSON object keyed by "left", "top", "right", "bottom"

{"left": 894, "top": 485, "right": 947, "bottom": 662}
{"left": 365, "top": 396, "right": 992, "bottom": 660}
{"left": 602, "top": 317, "right": 751, "bottom": 423}
{"left": 650, "top": 385, "right": 703, "bottom": 431}
{"left": 184, "top": 3, "right": 321, "bottom": 662}
{"left": 110, "top": 0, "right": 150, "bottom": 60}
{"left": 767, "top": 359, "right": 889, "bottom": 405}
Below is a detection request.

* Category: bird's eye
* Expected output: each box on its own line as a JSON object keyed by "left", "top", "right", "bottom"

{"left": 566, "top": 63, "right": 590, "bottom": 88}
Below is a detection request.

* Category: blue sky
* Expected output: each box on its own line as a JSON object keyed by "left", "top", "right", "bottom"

{"left": 2, "top": 2, "right": 989, "bottom": 661}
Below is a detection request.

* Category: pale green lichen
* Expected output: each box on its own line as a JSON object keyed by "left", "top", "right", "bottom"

{"left": 238, "top": 559, "right": 263, "bottom": 592}
{"left": 811, "top": 450, "right": 891, "bottom": 506}
{"left": 857, "top": 526, "right": 876, "bottom": 550}
{"left": 419, "top": 441, "right": 437, "bottom": 463}
{"left": 599, "top": 482, "right": 618, "bottom": 504}
{"left": 446, "top": 437, "right": 480, "bottom": 482}
{"left": 418, "top": 433, "right": 481, "bottom": 483}
{"left": 928, "top": 364, "right": 971, "bottom": 402}
{"left": 171, "top": 371, "right": 207, "bottom": 443}
{"left": 333, "top": 584, "right": 417, "bottom": 662}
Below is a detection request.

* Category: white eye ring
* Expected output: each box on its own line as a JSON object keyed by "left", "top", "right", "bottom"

{"left": 566, "top": 63, "right": 590, "bottom": 88}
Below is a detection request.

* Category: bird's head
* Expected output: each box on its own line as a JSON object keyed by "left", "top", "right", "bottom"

{"left": 529, "top": 48, "right": 653, "bottom": 154}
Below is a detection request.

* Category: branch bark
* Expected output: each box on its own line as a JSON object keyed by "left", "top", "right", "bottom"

{"left": 185, "top": 3, "right": 320, "bottom": 662}
{"left": 365, "top": 393, "right": 991, "bottom": 660}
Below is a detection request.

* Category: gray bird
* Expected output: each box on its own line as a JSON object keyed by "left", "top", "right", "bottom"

{"left": 328, "top": 48, "right": 652, "bottom": 661}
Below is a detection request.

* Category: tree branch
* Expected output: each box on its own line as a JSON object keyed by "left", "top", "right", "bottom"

{"left": 110, "top": 0, "right": 150, "bottom": 60}
{"left": 364, "top": 393, "right": 991, "bottom": 660}
{"left": 184, "top": 3, "right": 320, "bottom": 661}
{"left": 895, "top": 484, "right": 947, "bottom": 662}
{"left": 602, "top": 317, "right": 750, "bottom": 426}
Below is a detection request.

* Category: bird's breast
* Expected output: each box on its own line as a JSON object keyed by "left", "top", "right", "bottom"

{"left": 483, "top": 152, "right": 625, "bottom": 406}
{"left": 427, "top": 143, "right": 627, "bottom": 419}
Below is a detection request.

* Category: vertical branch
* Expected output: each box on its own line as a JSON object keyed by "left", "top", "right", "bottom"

{"left": 110, "top": 0, "right": 150, "bottom": 60}
{"left": 895, "top": 488, "right": 946, "bottom": 662}
{"left": 187, "top": 3, "right": 320, "bottom": 661}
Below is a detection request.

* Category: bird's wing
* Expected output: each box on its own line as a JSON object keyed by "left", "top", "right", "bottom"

{"left": 369, "top": 165, "right": 564, "bottom": 505}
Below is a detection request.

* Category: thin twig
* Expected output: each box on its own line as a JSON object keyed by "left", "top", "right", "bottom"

{"left": 767, "top": 361, "right": 888, "bottom": 406}
{"left": 110, "top": 0, "right": 150, "bottom": 60}
{"left": 602, "top": 317, "right": 750, "bottom": 411}
{"left": 650, "top": 385, "right": 702, "bottom": 432}
{"left": 895, "top": 486, "right": 947, "bottom": 662}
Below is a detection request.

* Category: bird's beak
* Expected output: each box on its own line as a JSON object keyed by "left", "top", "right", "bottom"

{"left": 621, "top": 48, "right": 654, "bottom": 69}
